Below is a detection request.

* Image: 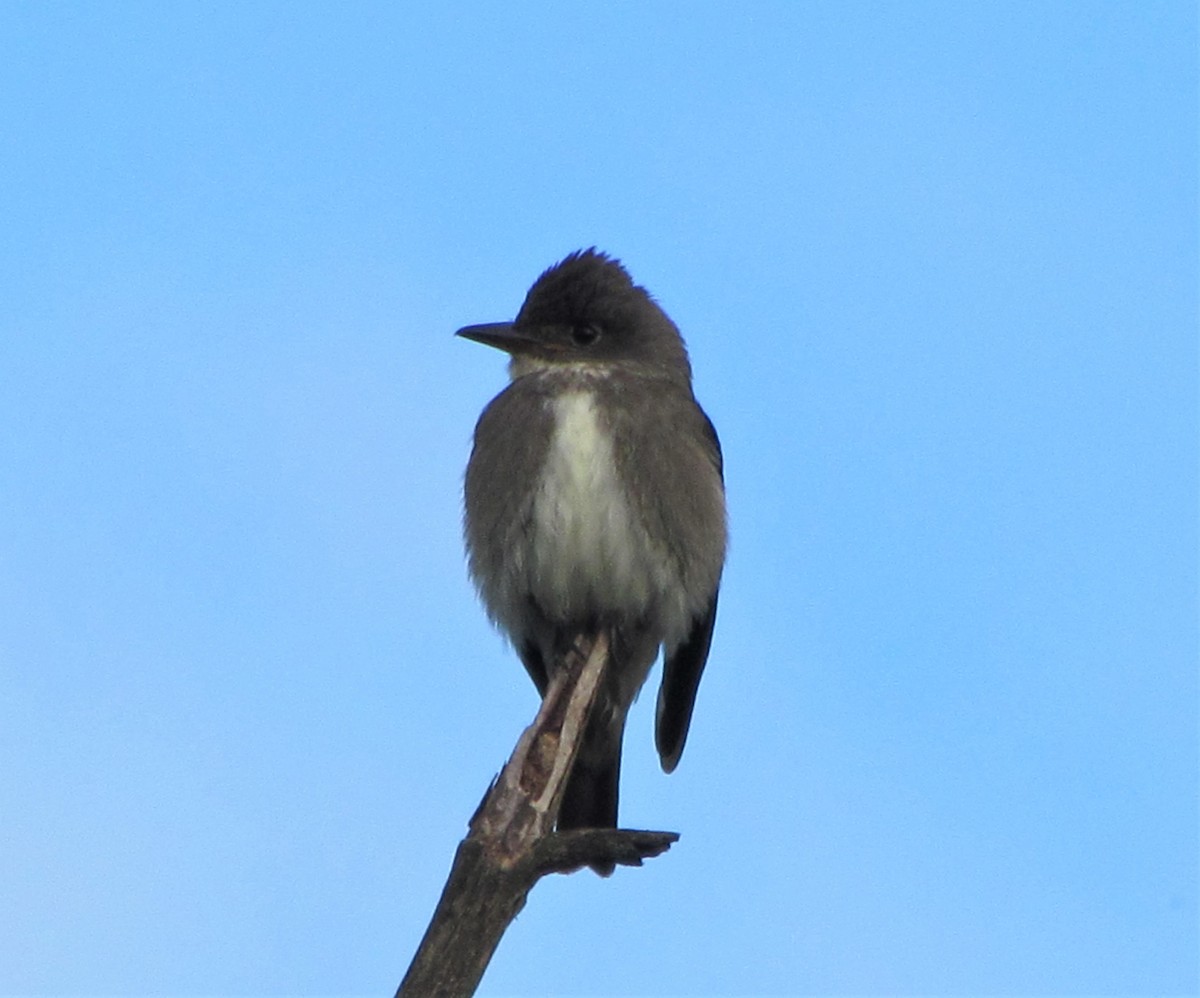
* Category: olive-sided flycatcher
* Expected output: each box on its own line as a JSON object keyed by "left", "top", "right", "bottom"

{"left": 459, "top": 249, "right": 726, "bottom": 846}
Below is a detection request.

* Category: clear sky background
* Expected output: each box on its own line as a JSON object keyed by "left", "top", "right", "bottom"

{"left": 1, "top": 3, "right": 1195, "bottom": 996}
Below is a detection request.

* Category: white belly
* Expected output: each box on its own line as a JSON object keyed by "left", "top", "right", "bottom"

{"left": 529, "top": 390, "right": 672, "bottom": 622}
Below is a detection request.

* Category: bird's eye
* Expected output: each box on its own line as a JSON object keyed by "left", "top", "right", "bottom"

{"left": 570, "top": 323, "right": 601, "bottom": 347}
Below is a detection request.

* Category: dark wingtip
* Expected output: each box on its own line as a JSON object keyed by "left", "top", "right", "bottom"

{"left": 655, "top": 591, "right": 720, "bottom": 773}
{"left": 655, "top": 691, "right": 687, "bottom": 773}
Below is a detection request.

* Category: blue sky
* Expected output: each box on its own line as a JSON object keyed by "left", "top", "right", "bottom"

{"left": 1, "top": 3, "right": 1195, "bottom": 995}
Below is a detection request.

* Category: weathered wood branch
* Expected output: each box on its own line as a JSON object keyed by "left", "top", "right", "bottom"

{"left": 396, "top": 633, "right": 679, "bottom": 997}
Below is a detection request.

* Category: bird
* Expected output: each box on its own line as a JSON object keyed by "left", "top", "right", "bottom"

{"left": 459, "top": 249, "right": 726, "bottom": 865}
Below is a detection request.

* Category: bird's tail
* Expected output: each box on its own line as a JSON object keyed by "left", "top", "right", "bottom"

{"left": 557, "top": 707, "right": 624, "bottom": 876}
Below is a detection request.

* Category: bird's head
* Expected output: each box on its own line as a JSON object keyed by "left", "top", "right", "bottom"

{"left": 457, "top": 249, "right": 692, "bottom": 383}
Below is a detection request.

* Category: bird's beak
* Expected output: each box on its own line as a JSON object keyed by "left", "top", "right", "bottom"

{"left": 456, "top": 322, "right": 537, "bottom": 355}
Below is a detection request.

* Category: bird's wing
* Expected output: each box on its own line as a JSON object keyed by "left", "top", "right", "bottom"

{"left": 653, "top": 400, "right": 726, "bottom": 773}
{"left": 655, "top": 586, "right": 720, "bottom": 772}
{"left": 463, "top": 378, "right": 555, "bottom": 693}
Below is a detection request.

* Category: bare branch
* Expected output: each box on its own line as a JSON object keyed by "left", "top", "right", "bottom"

{"left": 397, "top": 633, "right": 678, "bottom": 997}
